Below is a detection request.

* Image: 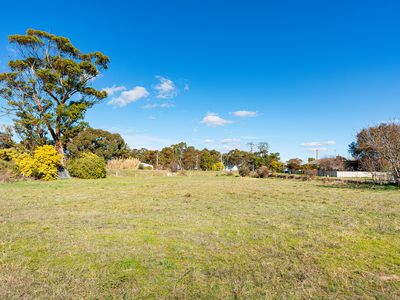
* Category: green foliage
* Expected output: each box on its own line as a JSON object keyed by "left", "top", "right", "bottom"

{"left": 211, "top": 162, "right": 224, "bottom": 171}
{"left": 0, "top": 29, "right": 109, "bottom": 155}
{"left": 67, "top": 128, "right": 129, "bottom": 160}
{"left": 67, "top": 152, "right": 106, "bottom": 179}
{"left": 32, "top": 145, "right": 62, "bottom": 181}
{"left": 0, "top": 125, "right": 15, "bottom": 149}
{"left": 286, "top": 158, "right": 303, "bottom": 171}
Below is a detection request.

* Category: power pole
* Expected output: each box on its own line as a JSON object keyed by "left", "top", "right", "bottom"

{"left": 156, "top": 150, "right": 159, "bottom": 170}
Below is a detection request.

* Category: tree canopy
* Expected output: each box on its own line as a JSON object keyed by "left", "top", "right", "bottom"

{"left": 67, "top": 128, "right": 129, "bottom": 160}
{"left": 0, "top": 29, "right": 109, "bottom": 163}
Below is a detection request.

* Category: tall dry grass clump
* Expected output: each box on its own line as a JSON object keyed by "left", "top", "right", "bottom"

{"left": 107, "top": 158, "right": 140, "bottom": 170}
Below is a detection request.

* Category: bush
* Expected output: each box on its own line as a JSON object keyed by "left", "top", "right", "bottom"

{"left": 33, "top": 145, "right": 62, "bottom": 181}
{"left": 256, "top": 166, "right": 269, "bottom": 178}
{"left": 239, "top": 164, "right": 250, "bottom": 177}
{"left": 67, "top": 153, "right": 106, "bottom": 179}
{"left": 0, "top": 149, "right": 18, "bottom": 161}
{"left": 14, "top": 152, "right": 35, "bottom": 177}
{"left": 169, "top": 163, "right": 180, "bottom": 172}
{"left": 304, "top": 169, "right": 318, "bottom": 180}
{"left": 0, "top": 160, "right": 18, "bottom": 183}
{"left": 211, "top": 162, "right": 224, "bottom": 171}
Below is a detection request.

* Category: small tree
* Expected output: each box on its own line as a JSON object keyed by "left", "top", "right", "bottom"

{"left": 0, "top": 29, "right": 109, "bottom": 164}
{"left": 0, "top": 125, "right": 14, "bottom": 149}
{"left": 286, "top": 158, "right": 303, "bottom": 173}
{"left": 352, "top": 122, "right": 400, "bottom": 185}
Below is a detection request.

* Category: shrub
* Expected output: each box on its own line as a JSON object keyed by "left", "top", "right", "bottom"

{"left": 169, "top": 163, "right": 180, "bottom": 173}
{"left": 270, "top": 161, "right": 284, "bottom": 173}
{"left": 0, "top": 148, "right": 18, "bottom": 161}
{"left": 211, "top": 162, "right": 224, "bottom": 171}
{"left": 256, "top": 166, "right": 269, "bottom": 178}
{"left": 107, "top": 158, "right": 140, "bottom": 170}
{"left": 67, "top": 153, "right": 106, "bottom": 179}
{"left": 14, "top": 153, "right": 35, "bottom": 177}
{"left": 0, "top": 160, "right": 18, "bottom": 183}
{"left": 239, "top": 164, "right": 250, "bottom": 177}
{"left": 33, "top": 145, "right": 62, "bottom": 181}
{"left": 304, "top": 169, "right": 318, "bottom": 180}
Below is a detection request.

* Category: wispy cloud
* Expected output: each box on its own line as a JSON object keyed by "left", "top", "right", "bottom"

{"left": 154, "top": 76, "right": 177, "bottom": 99}
{"left": 231, "top": 110, "right": 258, "bottom": 117}
{"left": 204, "top": 139, "right": 214, "bottom": 144}
{"left": 108, "top": 86, "right": 149, "bottom": 107}
{"left": 142, "top": 102, "right": 175, "bottom": 109}
{"left": 201, "top": 113, "right": 232, "bottom": 127}
{"left": 183, "top": 83, "right": 190, "bottom": 92}
{"left": 220, "top": 138, "right": 242, "bottom": 151}
{"left": 102, "top": 85, "right": 126, "bottom": 96}
{"left": 301, "top": 140, "right": 336, "bottom": 147}
{"left": 221, "top": 138, "right": 240, "bottom": 144}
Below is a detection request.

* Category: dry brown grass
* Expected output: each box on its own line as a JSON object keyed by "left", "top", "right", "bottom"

{"left": 107, "top": 158, "right": 140, "bottom": 170}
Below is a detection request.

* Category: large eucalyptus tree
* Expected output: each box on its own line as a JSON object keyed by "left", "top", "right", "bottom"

{"left": 0, "top": 29, "right": 109, "bottom": 164}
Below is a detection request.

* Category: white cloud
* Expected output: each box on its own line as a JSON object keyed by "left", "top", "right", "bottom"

{"left": 301, "top": 140, "right": 336, "bottom": 147}
{"left": 154, "top": 76, "right": 177, "bottom": 99}
{"left": 142, "top": 102, "right": 175, "bottom": 109}
{"left": 204, "top": 139, "right": 214, "bottom": 144}
{"left": 108, "top": 86, "right": 149, "bottom": 107}
{"left": 184, "top": 83, "right": 190, "bottom": 92}
{"left": 102, "top": 85, "right": 126, "bottom": 96}
{"left": 231, "top": 110, "right": 258, "bottom": 117}
{"left": 201, "top": 113, "right": 232, "bottom": 127}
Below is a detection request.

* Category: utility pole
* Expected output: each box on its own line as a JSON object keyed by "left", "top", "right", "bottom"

{"left": 156, "top": 150, "right": 159, "bottom": 170}
{"left": 195, "top": 153, "right": 199, "bottom": 170}
{"left": 315, "top": 149, "right": 319, "bottom": 160}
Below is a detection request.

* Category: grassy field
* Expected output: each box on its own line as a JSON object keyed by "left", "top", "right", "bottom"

{"left": 0, "top": 172, "right": 399, "bottom": 299}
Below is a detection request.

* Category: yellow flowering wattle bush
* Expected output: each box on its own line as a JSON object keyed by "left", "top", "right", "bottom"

{"left": 33, "top": 145, "right": 62, "bottom": 181}
{"left": 211, "top": 162, "right": 224, "bottom": 171}
{"left": 0, "top": 148, "right": 18, "bottom": 161}
{"left": 14, "top": 152, "right": 35, "bottom": 177}
{"left": 11, "top": 145, "right": 61, "bottom": 180}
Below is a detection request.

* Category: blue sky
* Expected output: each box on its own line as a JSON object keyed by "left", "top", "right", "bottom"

{"left": 1, "top": 0, "right": 400, "bottom": 161}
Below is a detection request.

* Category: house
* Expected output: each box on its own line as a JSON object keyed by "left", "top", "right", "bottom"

{"left": 225, "top": 165, "right": 239, "bottom": 172}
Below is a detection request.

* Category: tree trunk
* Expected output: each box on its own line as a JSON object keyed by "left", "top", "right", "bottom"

{"left": 55, "top": 139, "right": 65, "bottom": 167}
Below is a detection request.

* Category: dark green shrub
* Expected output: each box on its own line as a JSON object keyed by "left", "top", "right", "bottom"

{"left": 67, "top": 153, "right": 106, "bottom": 179}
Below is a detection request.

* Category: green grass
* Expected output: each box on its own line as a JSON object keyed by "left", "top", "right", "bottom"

{"left": 0, "top": 173, "right": 399, "bottom": 299}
